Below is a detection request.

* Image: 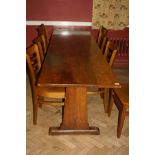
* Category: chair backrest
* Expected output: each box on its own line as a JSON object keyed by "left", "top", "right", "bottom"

{"left": 36, "top": 24, "right": 49, "bottom": 46}
{"left": 33, "top": 34, "right": 47, "bottom": 55}
{"left": 96, "top": 26, "right": 107, "bottom": 48}
{"left": 104, "top": 40, "right": 118, "bottom": 67}
{"left": 26, "top": 44, "right": 41, "bottom": 86}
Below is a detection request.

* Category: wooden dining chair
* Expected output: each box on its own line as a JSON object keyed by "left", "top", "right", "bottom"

{"left": 87, "top": 40, "right": 118, "bottom": 112}
{"left": 96, "top": 26, "right": 107, "bottom": 48}
{"left": 36, "top": 24, "right": 49, "bottom": 47}
{"left": 87, "top": 40, "right": 118, "bottom": 96}
{"left": 108, "top": 83, "right": 129, "bottom": 138}
{"left": 33, "top": 34, "right": 47, "bottom": 56}
{"left": 26, "top": 44, "right": 65, "bottom": 125}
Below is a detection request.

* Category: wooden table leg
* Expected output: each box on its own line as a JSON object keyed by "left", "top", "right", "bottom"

{"left": 49, "top": 87, "right": 100, "bottom": 135}
{"left": 104, "top": 88, "right": 109, "bottom": 113}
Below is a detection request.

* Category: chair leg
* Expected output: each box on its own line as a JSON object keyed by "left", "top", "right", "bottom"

{"left": 104, "top": 88, "right": 109, "bottom": 113}
{"left": 108, "top": 93, "right": 114, "bottom": 117}
{"left": 117, "top": 109, "right": 126, "bottom": 138}
{"left": 99, "top": 88, "right": 104, "bottom": 98}
{"left": 33, "top": 95, "right": 38, "bottom": 125}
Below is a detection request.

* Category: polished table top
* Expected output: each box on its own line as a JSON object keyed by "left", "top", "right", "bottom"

{"left": 37, "top": 29, "right": 120, "bottom": 88}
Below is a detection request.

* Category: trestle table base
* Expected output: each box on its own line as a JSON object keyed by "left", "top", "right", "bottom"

{"left": 49, "top": 126, "right": 100, "bottom": 135}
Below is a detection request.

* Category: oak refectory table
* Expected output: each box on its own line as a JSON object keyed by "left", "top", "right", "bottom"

{"left": 37, "top": 29, "right": 121, "bottom": 135}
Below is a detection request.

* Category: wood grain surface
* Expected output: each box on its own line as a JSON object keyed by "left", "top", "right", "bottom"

{"left": 37, "top": 29, "right": 120, "bottom": 88}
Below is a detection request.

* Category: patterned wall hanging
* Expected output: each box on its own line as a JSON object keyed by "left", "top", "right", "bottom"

{"left": 92, "top": 0, "right": 129, "bottom": 30}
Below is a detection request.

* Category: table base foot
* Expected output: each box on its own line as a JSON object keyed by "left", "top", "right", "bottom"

{"left": 49, "top": 126, "right": 100, "bottom": 135}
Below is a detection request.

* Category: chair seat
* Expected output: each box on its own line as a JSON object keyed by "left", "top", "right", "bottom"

{"left": 113, "top": 84, "right": 129, "bottom": 105}
{"left": 37, "top": 87, "right": 65, "bottom": 98}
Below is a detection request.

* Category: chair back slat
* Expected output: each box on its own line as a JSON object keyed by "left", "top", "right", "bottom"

{"left": 96, "top": 26, "right": 107, "bottom": 48}
{"left": 100, "top": 37, "right": 108, "bottom": 54}
{"left": 33, "top": 34, "right": 47, "bottom": 55}
{"left": 104, "top": 40, "right": 118, "bottom": 67}
{"left": 33, "top": 39, "right": 44, "bottom": 62}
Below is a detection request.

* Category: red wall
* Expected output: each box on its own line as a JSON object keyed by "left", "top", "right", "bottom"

{"left": 26, "top": 0, "right": 129, "bottom": 68}
{"left": 26, "top": 0, "right": 93, "bottom": 46}
{"left": 26, "top": 0, "right": 92, "bottom": 22}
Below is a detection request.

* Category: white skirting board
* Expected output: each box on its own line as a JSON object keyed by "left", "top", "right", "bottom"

{"left": 26, "top": 21, "right": 92, "bottom": 27}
